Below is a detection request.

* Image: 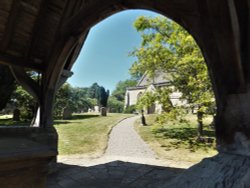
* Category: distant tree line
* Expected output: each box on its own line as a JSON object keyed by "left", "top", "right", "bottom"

{"left": 54, "top": 82, "right": 110, "bottom": 117}
{"left": 0, "top": 63, "right": 137, "bottom": 120}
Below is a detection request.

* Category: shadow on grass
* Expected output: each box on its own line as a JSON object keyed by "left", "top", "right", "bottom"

{"left": 152, "top": 125, "right": 215, "bottom": 152}
{"left": 54, "top": 114, "right": 100, "bottom": 125}
{"left": 0, "top": 118, "right": 30, "bottom": 126}
{"left": 70, "top": 114, "right": 99, "bottom": 120}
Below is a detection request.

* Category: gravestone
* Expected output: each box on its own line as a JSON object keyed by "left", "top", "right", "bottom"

{"left": 13, "top": 108, "right": 20, "bottom": 121}
{"left": 62, "top": 107, "right": 73, "bottom": 120}
{"left": 100, "top": 107, "right": 107, "bottom": 116}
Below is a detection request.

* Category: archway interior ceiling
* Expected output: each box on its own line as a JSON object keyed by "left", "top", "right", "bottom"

{"left": 0, "top": 0, "right": 248, "bottom": 96}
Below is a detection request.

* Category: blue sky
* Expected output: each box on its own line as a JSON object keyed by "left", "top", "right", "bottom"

{"left": 67, "top": 10, "right": 159, "bottom": 92}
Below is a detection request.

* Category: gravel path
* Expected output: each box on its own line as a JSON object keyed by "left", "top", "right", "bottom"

{"left": 104, "top": 116, "right": 156, "bottom": 159}
{"left": 47, "top": 116, "right": 194, "bottom": 188}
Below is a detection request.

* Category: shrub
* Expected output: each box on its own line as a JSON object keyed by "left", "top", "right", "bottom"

{"left": 123, "top": 105, "right": 137, "bottom": 114}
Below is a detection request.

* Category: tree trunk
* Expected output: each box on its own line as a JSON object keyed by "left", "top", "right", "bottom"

{"left": 197, "top": 111, "right": 203, "bottom": 138}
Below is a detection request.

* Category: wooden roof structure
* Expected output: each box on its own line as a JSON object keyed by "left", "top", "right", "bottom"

{"left": 0, "top": 0, "right": 249, "bottom": 159}
{"left": 0, "top": 0, "right": 247, "bottom": 91}
{"left": 1, "top": 1, "right": 250, "bottom": 186}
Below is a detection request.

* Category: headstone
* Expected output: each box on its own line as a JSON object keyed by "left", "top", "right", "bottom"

{"left": 94, "top": 106, "right": 99, "bottom": 113}
{"left": 62, "top": 107, "right": 73, "bottom": 120}
{"left": 13, "top": 108, "right": 20, "bottom": 121}
{"left": 100, "top": 107, "right": 107, "bottom": 116}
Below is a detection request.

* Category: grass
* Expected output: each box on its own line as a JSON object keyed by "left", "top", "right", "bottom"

{"left": 54, "top": 113, "right": 133, "bottom": 156}
{"left": 134, "top": 114, "right": 217, "bottom": 163}
{"left": 0, "top": 114, "right": 30, "bottom": 126}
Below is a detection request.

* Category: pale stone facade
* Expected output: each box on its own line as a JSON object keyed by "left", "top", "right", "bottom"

{"left": 125, "top": 71, "right": 185, "bottom": 114}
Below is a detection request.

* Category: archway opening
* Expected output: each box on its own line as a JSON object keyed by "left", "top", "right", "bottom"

{"left": 49, "top": 10, "right": 217, "bottom": 187}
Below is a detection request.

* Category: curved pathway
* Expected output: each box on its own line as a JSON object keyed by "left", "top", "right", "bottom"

{"left": 104, "top": 116, "right": 156, "bottom": 159}
{"left": 47, "top": 116, "right": 192, "bottom": 188}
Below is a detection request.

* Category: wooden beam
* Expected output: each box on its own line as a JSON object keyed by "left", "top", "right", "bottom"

{"left": 61, "top": 0, "right": 124, "bottom": 37}
{"left": 65, "top": 30, "right": 90, "bottom": 70}
{"left": 0, "top": 53, "right": 44, "bottom": 72}
{"left": 207, "top": 0, "right": 246, "bottom": 93}
{"left": 0, "top": 0, "right": 21, "bottom": 52}
{"left": 27, "top": 0, "right": 49, "bottom": 58}
{"left": 10, "top": 67, "right": 40, "bottom": 101}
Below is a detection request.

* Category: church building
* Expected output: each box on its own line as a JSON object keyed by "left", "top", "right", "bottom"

{"left": 124, "top": 71, "right": 185, "bottom": 114}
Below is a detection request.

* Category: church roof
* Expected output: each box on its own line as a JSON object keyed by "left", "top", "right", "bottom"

{"left": 137, "top": 70, "right": 171, "bottom": 87}
{"left": 127, "top": 70, "right": 171, "bottom": 91}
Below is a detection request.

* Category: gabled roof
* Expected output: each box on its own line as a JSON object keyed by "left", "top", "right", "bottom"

{"left": 127, "top": 71, "right": 171, "bottom": 91}
{"left": 137, "top": 70, "right": 171, "bottom": 87}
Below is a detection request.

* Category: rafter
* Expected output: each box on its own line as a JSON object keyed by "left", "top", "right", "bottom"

{"left": 0, "top": 53, "right": 44, "bottom": 72}
{"left": 0, "top": 0, "right": 21, "bottom": 52}
{"left": 61, "top": 0, "right": 124, "bottom": 37}
{"left": 10, "top": 67, "right": 40, "bottom": 101}
{"left": 207, "top": 0, "right": 245, "bottom": 93}
{"left": 27, "top": 0, "right": 49, "bottom": 58}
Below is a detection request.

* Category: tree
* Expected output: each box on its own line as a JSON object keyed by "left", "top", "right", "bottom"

{"left": 87, "top": 83, "right": 100, "bottom": 99}
{"left": 0, "top": 65, "right": 16, "bottom": 111}
{"left": 108, "top": 96, "right": 124, "bottom": 113}
{"left": 97, "top": 86, "right": 109, "bottom": 116}
{"left": 71, "top": 87, "right": 93, "bottom": 112}
{"left": 97, "top": 86, "right": 109, "bottom": 107}
{"left": 136, "top": 91, "right": 156, "bottom": 111}
{"left": 130, "top": 16, "right": 215, "bottom": 137}
{"left": 112, "top": 79, "right": 137, "bottom": 102}
{"left": 54, "top": 83, "right": 96, "bottom": 117}
{"left": 54, "top": 83, "right": 74, "bottom": 117}
{"left": 11, "top": 86, "right": 36, "bottom": 120}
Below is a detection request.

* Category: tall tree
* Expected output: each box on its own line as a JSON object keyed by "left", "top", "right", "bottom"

{"left": 54, "top": 83, "right": 96, "bottom": 117}
{"left": 87, "top": 83, "right": 100, "bottom": 99}
{"left": 0, "top": 65, "right": 16, "bottom": 111}
{"left": 131, "top": 16, "right": 215, "bottom": 137}
{"left": 97, "top": 86, "right": 109, "bottom": 107}
{"left": 97, "top": 86, "right": 109, "bottom": 116}
{"left": 108, "top": 96, "right": 124, "bottom": 113}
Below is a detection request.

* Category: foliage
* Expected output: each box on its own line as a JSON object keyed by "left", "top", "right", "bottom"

{"left": 54, "top": 83, "right": 73, "bottom": 117}
{"left": 108, "top": 96, "right": 124, "bottom": 113}
{"left": 136, "top": 91, "right": 156, "bottom": 111}
{"left": 130, "top": 16, "right": 214, "bottom": 114}
{"left": 111, "top": 79, "right": 137, "bottom": 102}
{"left": 71, "top": 87, "right": 95, "bottom": 112}
{"left": 97, "top": 86, "right": 109, "bottom": 107}
{"left": 155, "top": 88, "right": 173, "bottom": 112}
{"left": 54, "top": 83, "right": 96, "bottom": 117}
{"left": 87, "top": 83, "right": 100, "bottom": 99}
{"left": 0, "top": 65, "right": 16, "bottom": 111}
{"left": 123, "top": 104, "right": 137, "bottom": 114}
{"left": 130, "top": 16, "right": 215, "bottom": 136}
{"left": 155, "top": 107, "right": 187, "bottom": 124}
{"left": 11, "top": 86, "right": 36, "bottom": 120}
{"left": 136, "top": 88, "right": 174, "bottom": 113}
{"left": 54, "top": 82, "right": 110, "bottom": 117}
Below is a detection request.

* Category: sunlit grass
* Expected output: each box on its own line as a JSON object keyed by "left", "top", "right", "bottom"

{"left": 0, "top": 114, "right": 30, "bottom": 126}
{"left": 55, "top": 113, "right": 133, "bottom": 156}
{"left": 134, "top": 114, "right": 217, "bottom": 163}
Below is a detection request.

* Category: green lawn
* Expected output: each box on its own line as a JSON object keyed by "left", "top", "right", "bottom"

{"left": 54, "top": 113, "right": 133, "bottom": 156}
{"left": 0, "top": 114, "right": 30, "bottom": 126}
{"left": 134, "top": 114, "right": 217, "bottom": 163}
